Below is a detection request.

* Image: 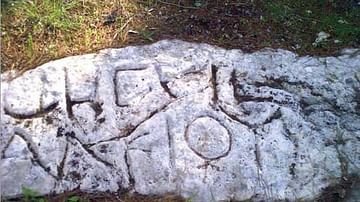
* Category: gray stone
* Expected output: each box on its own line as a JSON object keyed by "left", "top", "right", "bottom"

{"left": 1, "top": 40, "right": 359, "bottom": 201}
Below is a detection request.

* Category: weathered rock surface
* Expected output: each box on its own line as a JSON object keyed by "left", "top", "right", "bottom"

{"left": 1, "top": 40, "right": 359, "bottom": 201}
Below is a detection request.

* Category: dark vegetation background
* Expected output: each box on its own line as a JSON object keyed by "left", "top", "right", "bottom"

{"left": 1, "top": 0, "right": 360, "bottom": 73}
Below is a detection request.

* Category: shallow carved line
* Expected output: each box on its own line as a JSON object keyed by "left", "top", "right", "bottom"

{"left": 113, "top": 70, "right": 121, "bottom": 107}
{"left": 65, "top": 92, "right": 74, "bottom": 119}
{"left": 210, "top": 65, "right": 218, "bottom": 104}
{"left": 4, "top": 102, "right": 59, "bottom": 120}
{"left": 124, "top": 148, "right": 135, "bottom": 189}
{"left": 14, "top": 129, "right": 59, "bottom": 180}
{"left": 264, "top": 75, "right": 314, "bottom": 90}
{"left": 252, "top": 129, "right": 263, "bottom": 171}
{"left": 116, "top": 68, "right": 147, "bottom": 72}
{"left": 39, "top": 74, "right": 45, "bottom": 111}
{"left": 93, "top": 70, "right": 100, "bottom": 101}
{"left": 166, "top": 118, "right": 175, "bottom": 169}
{"left": 83, "top": 101, "right": 173, "bottom": 148}
{"left": 84, "top": 93, "right": 201, "bottom": 148}
{"left": 234, "top": 89, "right": 297, "bottom": 110}
{"left": 1, "top": 134, "right": 15, "bottom": 159}
{"left": 95, "top": 103, "right": 105, "bottom": 118}
{"left": 218, "top": 104, "right": 253, "bottom": 128}
{"left": 230, "top": 69, "right": 241, "bottom": 103}
{"left": 282, "top": 122, "right": 299, "bottom": 148}
{"left": 230, "top": 70, "right": 302, "bottom": 110}
{"left": 183, "top": 70, "right": 205, "bottom": 76}
{"left": 235, "top": 94, "right": 274, "bottom": 104}
{"left": 57, "top": 141, "right": 69, "bottom": 179}
{"left": 68, "top": 134, "right": 114, "bottom": 168}
{"left": 352, "top": 86, "right": 360, "bottom": 114}
{"left": 113, "top": 68, "right": 148, "bottom": 107}
{"left": 64, "top": 68, "right": 96, "bottom": 118}
{"left": 122, "top": 103, "right": 170, "bottom": 137}
{"left": 254, "top": 142, "right": 262, "bottom": 171}
{"left": 127, "top": 132, "right": 150, "bottom": 145}
{"left": 184, "top": 115, "right": 233, "bottom": 161}
{"left": 128, "top": 147, "right": 152, "bottom": 154}
{"left": 154, "top": 65, "right": 178, "bottom": 99}
{"left": 64, "top": 68, "right": 74, "bottom": 119}
{"left": 262, "top": 108, "right": 282, "bottom": 125}
{"left": 160, "top": 81, "right": 177, "bottom": 99}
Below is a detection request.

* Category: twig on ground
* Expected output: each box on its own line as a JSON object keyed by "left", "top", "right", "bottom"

{"left": 136, "top": 0, "right": 200, "bottom": 9}
{"left": 157, "top": 0, "right": 200, "bottom": 9}
{"left": 113, "top": 16, "right": 134, "bottom": 41}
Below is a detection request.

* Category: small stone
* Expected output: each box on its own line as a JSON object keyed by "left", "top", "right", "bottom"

{"left": 313, "top": 31, "right": 330, "bottom": 46}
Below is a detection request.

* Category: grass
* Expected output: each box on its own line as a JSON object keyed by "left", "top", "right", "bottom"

{"left": 14, "top": 0, "right": 80, "bottom": 34}
{"left": 1, "top": 0, "right": 359, "bottom": 73}
{"left": 263, "top": 0, "right": 360, "bottom": 44}
{"left": 2, "top": 187, "right": 186, "bottom": 202}
{"left": 1, "top": 0, "right": 141, "bottom": 72}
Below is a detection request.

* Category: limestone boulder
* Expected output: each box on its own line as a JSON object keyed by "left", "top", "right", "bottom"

{"left": 1, "top": 40, "right": 359, "bottom": 201}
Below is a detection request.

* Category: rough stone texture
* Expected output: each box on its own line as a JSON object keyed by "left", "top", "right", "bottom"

{"left": 1, "top": 40, "right": 359, "bottom": 201}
